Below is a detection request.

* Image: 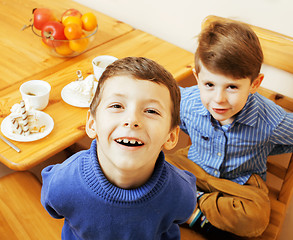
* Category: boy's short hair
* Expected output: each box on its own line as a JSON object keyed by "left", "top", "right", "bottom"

{"left": 195, "top": 19, "right": 263, "bottom": 81}
{"left": 90, "top": 57, "right": 181, "bottom": 130}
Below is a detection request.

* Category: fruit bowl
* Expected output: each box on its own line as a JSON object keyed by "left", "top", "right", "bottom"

{"left": 31, "top": 24, "right": 97, "bottom": 57}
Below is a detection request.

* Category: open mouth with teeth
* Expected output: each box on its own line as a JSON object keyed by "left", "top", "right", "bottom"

{"left": 115, "top": 138, "right": 144, "bottom": 147}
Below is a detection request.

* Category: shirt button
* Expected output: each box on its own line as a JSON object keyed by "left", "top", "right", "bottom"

{"left": 214, "top": 170, "right": 218, "bottom": 175}
{"left": 217, "top": 152, "right": 222, "bottom": 157}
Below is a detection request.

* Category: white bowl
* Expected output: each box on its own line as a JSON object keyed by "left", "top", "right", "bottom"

{"left": 92, "top": 55, "right": 118, "bottom": 80}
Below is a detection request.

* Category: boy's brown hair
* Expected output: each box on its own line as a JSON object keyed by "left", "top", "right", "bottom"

{"left": 90, "top": 57, "right": 181, "bottom": 130}
{"left": 194, "top": 19, "right": 263, "bottom": 82}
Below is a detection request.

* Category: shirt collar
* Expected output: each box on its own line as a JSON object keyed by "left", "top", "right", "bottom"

{"left": 234, "top": 93, "right": 259, "bottom": 127}
{"left": 196, "top": 102, "right": 209, "bottom": 116}
{"left": 191, "top": 91, "right": 210, "bottom": 116}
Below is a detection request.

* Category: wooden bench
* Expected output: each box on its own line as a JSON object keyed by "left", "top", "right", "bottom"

{"left": 0, "top": 171, "right": 63, "bottom": 240}
{"left": 179, "top": 15, "right": 293, "bottom": 240}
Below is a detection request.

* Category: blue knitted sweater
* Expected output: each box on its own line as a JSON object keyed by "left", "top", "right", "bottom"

{"left": 41, "top": 140, "right": 197, "bottom": 240}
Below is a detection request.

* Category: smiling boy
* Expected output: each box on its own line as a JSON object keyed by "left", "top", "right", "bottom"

{"left": 197, "top": 63, "right": 263, "bottom": 126}
{"left": 166, "top": 19, "right": 293, "bottom": 238}
{"left": 41, "top": 57, "right": 197, "bottom": 240}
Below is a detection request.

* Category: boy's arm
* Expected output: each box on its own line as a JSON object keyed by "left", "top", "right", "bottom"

{"left": 168, "top": 165, "right": 197, "bottom": 224}
{"left": 270, "top": 112, "right": 293, "bottom": 154}
{"left": 41, "top": 165, "right": 64, "bottom": 219}
{"left": 178, "top": 86, "right": 198, "bottom": 136}
{"left": 270, "top": 145, "right": 293, "bottom": 155}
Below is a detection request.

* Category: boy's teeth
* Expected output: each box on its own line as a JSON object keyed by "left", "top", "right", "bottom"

{"left": 116, "top": 138, "right": 143, "bottom": 146}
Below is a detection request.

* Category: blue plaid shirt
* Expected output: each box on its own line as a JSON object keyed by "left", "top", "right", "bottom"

{"left": 180, "top": 86, "right": 293, "bottom": 184}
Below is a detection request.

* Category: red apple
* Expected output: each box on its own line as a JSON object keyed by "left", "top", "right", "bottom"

{"left": 61, "top": 9, "right": 82, "bottom": 24}
{"left": 33, "top": 8, "right": 56, "bottom": 30}
{"left": 41, "top": 21, "right": 66, "bottom": 47}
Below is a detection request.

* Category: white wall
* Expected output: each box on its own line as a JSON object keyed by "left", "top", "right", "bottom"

{"left": 75, "top": 0, "right": 293, "bottom": 53}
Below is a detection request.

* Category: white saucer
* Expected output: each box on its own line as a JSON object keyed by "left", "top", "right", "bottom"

{"left": 61, "top": 75, "right": 98, "bottom": 108}
{"left": 1, "top": 111, "right": 54, "bottom": 142}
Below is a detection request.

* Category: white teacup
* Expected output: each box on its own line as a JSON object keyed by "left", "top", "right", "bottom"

{"left": 92, "top": 55, "right": 118, "bottom": 80}
{"left": 20, "top": 80, "right": 51, "bottom": 110}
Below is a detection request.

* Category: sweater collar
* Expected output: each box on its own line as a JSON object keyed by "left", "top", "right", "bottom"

{"left": 82, "top": 140, "right": 168, "bottom": 205}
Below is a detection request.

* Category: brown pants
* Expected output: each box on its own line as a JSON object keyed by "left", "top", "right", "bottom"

{"left": 166, "top": 146, "right": 271, "bottom": 237}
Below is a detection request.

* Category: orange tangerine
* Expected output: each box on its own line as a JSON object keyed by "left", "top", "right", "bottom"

{"left": 62, "top": 16, "right": 82, "bottom": 27}
{"left": 64, "top": 23, "right": 83, "bottom": 40}
{"left": 55, "top": 42, "right": 74, "bottom": 56}
{"left": 69, "top": 34, "right": 89, "bottom": 52}
{"left": 81, "top": 12, "right": 97, "bottom": 31}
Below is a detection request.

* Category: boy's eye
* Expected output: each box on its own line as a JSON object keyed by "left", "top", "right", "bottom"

{"left": 228, "top": 85, "right": 238, "bottom": 90}
{"left": 109, "top": 104, "right": 123, "bottom": 109}
{"left": 145, "top": 109, "right": 160, "bottom": 115}
{"left": 205, "top": 83, "right": 214, "bottom": 88}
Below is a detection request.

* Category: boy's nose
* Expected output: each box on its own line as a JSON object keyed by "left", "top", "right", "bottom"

{"left": 124, "top": 122, "right": 139, "bottom": 128}
{"left": 123, "top": 111, "right": 140, "bottom": 128}
{"left": 123, "top": 108, "right": 141, "bottom": 128}
{"left": 214, "top": 90, "right": 226, "bottom": 103}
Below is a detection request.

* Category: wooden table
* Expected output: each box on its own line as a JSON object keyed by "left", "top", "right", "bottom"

{"left": 0, "top": 2, "right": 194, "bottom": 171}
{"left": 0, "top": 0, "right": 134, "bottom": 90}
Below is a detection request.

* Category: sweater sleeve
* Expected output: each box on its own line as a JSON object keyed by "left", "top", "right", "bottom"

{"left": 41, "top": 164, "right": 64, "bottom": 219}
{"left": 166, "top": 163, "right": 197, "bottom": 224}
{"left": 41, "top": 150, "right": 84, "bottom": 219}
{"left": 177, "top": 170, "right": 197, "bottom": 224}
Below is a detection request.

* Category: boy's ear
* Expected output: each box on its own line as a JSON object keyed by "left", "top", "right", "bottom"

{"left": 192, "top": 68, "right": 199, "bottom": 83}
{"left": 250, "top": 74, "right": 264, "bottom": 94}
{"left": 163, "top": 126, "right": 180, "bottom": 150}
{"left": 86, "top": 110, "right": 97, "bottom": 139}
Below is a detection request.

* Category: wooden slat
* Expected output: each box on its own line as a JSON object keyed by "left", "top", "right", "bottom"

{"left": 257, "top": 87, "right": 293, "bottom": 112}
{"left": 279, "top": 154, "right": 293, "bottom": 203}
{"left": 180, "top": 226, "right": 207, "bottom": 240}
{"left": 269, "top": 198, "right": 286, "bottom": 228}
{"left": 267, "top": 160, "right": 287, "bottom": 180}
